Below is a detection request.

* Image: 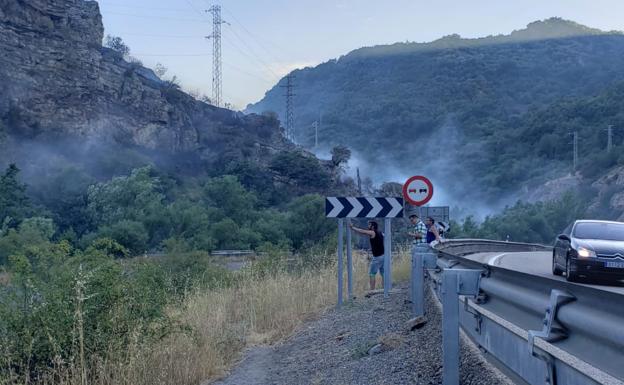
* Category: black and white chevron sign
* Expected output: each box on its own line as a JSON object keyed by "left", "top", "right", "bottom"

{"left": 325, "top": 197, "right": 404, "bottom": 218}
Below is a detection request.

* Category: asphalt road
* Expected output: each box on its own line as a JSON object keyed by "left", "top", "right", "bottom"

{"left": 463, "top": 251, "right": 624, "bottom": 295}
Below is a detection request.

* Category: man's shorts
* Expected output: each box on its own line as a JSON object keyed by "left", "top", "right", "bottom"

{"left": 369, "top": 255, "right": 385, "bottom": 277}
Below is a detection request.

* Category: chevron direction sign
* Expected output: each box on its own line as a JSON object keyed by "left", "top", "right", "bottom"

{"left": 325, "top": 197, "right": 404, "bottom": 218}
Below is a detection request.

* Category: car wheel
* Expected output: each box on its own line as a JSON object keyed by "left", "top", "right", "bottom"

{"left": 565, "top": 256, "right": 578, "bottom": 282}
{"left": 552, "top": 251, "right": 563, "bottom": 276}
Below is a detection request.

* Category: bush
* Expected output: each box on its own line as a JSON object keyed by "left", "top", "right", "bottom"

{"left": 97, "top": 220, "right": 149, "bottom": 256}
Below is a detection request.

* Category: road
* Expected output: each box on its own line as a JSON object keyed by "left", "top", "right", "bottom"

{"left": 463, "top": 251, "right": 624, "bottom": 295}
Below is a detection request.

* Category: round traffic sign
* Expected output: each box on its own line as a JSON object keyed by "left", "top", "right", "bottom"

{"left": 402, "top": 176, "right": 433, "bottom": 206}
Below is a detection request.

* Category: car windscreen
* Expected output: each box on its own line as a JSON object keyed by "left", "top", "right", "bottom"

{"left": 573, "top": 222, "right": 624, "bottom": 241}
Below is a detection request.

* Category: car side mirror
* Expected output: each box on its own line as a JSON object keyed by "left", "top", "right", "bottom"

{"left": 557, "top": 234, "right": 571, "bottom": 242}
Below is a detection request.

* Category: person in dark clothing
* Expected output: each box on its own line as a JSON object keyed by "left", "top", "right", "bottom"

{"left": 350, "top": 220, "right": 385, "bottom": 290}
{"left": 425, "top": 217, "right": 442, "bottom": 244}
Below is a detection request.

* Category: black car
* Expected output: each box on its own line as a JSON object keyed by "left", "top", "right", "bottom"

{"left": 553, "top": 220, "right": 624, "bottom": 282}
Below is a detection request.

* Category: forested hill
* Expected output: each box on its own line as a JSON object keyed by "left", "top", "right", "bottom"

{"left": 247, "top": 18, "right": 624, "bottom": 205}
{"left": 0, "top": 0, "right": 347, "bottom": 256}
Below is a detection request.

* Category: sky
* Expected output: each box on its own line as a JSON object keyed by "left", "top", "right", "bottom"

{"left": 97, "top": 0, "right": 624, "bottom": 110}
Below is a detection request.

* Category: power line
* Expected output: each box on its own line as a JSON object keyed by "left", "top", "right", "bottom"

{"left": 98, "top": 2, "right": 197, "bottom": 13}
{"left": 221, "top": 34, "right": 280, "bottom": 82}
{"left": 223, "top": 24, "right": 281, "bottom": 80}
{"left": 221, "top": 6, "right": 285, "bottom": 64}
{"left": 104, "top": 11, "right": 207, "bottom": 23}
{"left": 222, "top": 61, "right": 275, "bottom": 83}
{"left": 181, "top": 0, "right": 205, "bottom": 17}
{"left": 113, "top": 32, "right": 206, "bottom": 39}
{"left": 221, "top": 5, "right": 315, "bottom": 66}
{"left": 133, "top": 53, "right": 211, "bottom": 57}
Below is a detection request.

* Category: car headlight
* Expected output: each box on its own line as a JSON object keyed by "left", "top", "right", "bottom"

{"left": 577, "top": 247, "right": 596, "bottom": 258}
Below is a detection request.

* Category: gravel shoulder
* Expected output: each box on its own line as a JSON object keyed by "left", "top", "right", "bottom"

{"left": 210, "top": 284, "right": 512, "bottom": 385}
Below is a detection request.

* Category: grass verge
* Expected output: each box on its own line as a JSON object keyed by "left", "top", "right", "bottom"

{"left": 2, "top": 249, "right": 411, "bottom": 385}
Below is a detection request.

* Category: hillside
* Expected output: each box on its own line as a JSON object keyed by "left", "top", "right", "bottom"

{"left": 0, "top": 0, "right": 352, "bottom": 258}
{"left": 0, "top": 0, "right": 339, "bottom": 203}
{"left": 247, "top": 18, "right": 624, "bottom": 207}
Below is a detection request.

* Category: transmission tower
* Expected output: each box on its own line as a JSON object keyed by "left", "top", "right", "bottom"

{"left": 281, "top": 74, "right": 295, "bottom": 141}
{"left": 607, "top": 124, "right": 614, "bottom": 152}
{"left": 206, "top": 5, "right": 226, "bottom": 107}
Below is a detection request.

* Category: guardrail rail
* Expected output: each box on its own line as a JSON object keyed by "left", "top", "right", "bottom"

{"left": 429, "top": 239, "right": 624, "bottom": 385}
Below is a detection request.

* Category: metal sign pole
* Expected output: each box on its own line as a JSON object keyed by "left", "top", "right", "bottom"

{"left": 383, "top": 217, "right": 392, "bottom": 298}
{"left": 337, "top": 219, "right": 344, "bottom": 306}
{"left": 346, "top": 218, "right": 353, "bottom": 300}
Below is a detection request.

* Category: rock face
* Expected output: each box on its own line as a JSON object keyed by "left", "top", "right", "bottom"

{"left": 590, "top": 166, "right": 624, "bottom": 221}
{"left": 0, "top": 0, "right": 284, "bottom": 156}
{"left": 524, "top": 174, "right": 581, "bottom": 203}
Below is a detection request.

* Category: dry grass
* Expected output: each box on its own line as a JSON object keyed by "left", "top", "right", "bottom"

{"left": 7, "top": 249, "right": 411, "bottom": 385}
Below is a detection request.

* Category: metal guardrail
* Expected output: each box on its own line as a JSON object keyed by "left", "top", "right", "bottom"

{"left": 211, "top": 250, "right": 256, "bottom": 257}
{"left": 430, "top": 239, "right": 624, "bottom": 385}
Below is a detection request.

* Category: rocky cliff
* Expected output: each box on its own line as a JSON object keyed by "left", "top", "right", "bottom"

{"left": 0, "top": 0, "right": 285, "bottom": 159}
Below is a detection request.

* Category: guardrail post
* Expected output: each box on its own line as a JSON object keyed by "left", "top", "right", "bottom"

{"left": 441, "top": 268, "right": 482, "bottom": 385}
{"left": 442, "top": 271, "right": 460, "bottom": 385}
{"left": 411, "top": 245, "right": 437, "bottom": 317}
{"left": 337, "top": 219, "right": 344, "bottom": 307}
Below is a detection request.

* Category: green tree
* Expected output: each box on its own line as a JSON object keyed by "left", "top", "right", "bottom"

{"left": 0, "top": 217, "right": 55, "bottom": 265}
{"left": 97, "top": 220, "right": 149, "bottom": 256}
{"left": 203, "top": 175, "right": 258, "bottom": 224}
{"left": 0, "top": 164, "right": 33, "bottom": 230}
{"left": 86, "top": 167, "right": 166, "bottom": 252}
{"left": 283, "top": 194, "right": 334, "bottom": 249}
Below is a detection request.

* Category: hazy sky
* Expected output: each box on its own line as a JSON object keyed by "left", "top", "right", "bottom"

{"left": 97, "top": 0, "right": 624, "bottom": 109}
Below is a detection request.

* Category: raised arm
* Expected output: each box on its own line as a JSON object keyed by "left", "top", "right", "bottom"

{"left": 349, "top": 223, "right": 375, "bottom": 237}
{"left": 430, "top": 224, "right": 442, "bottom": 242}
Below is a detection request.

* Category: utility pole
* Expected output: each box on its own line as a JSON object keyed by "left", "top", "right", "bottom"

{"left": 318, "top": 111, "right": 322, "bottom": 146}
{"left": 607, "top": 124, "right": 614, "bottom": 152}
{"left": 312, "top": 120, "right": 319, "bottom": 148}
{"left": 206, "top": 5, "right": 225, "bottom": 107}
{"left": 573, "top": 131, "right": 578, "bottom": 171}
{"left": 280, "top": 74, "right": 295, "bottom": 142}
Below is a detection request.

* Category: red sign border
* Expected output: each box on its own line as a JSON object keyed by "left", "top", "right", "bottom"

{"left": 402, "top": 175, "right": 434, "bottom": 206}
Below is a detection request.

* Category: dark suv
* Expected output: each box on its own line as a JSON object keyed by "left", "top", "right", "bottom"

{"left": 553, "top": 220, "right": 624, "bottom": 282}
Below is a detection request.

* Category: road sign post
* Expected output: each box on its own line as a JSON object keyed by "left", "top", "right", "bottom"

{"left": 383, "top": 217, "right": 392, "bottom": 298}
{"left": 326, "top": 197, "right": 404, "bottom": 303}
{"left": 337, "top": 219, "right": 344, "bottom": 306}
{"left": 346, "top": 218, "right": 353, "bottom": 300}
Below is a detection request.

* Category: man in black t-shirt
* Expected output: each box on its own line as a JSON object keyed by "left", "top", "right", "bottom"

{"left": 350, "top": 220, "right": 385, "bottom": 290}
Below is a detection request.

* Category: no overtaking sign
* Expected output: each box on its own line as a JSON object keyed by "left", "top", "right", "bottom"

{"left": 402, "top": 175, "right": 433, "bottom": 207}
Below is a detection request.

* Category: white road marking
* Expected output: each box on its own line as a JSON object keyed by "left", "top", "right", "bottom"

{"left": 488, "top": 253, "right": 508, "bottom": 266}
